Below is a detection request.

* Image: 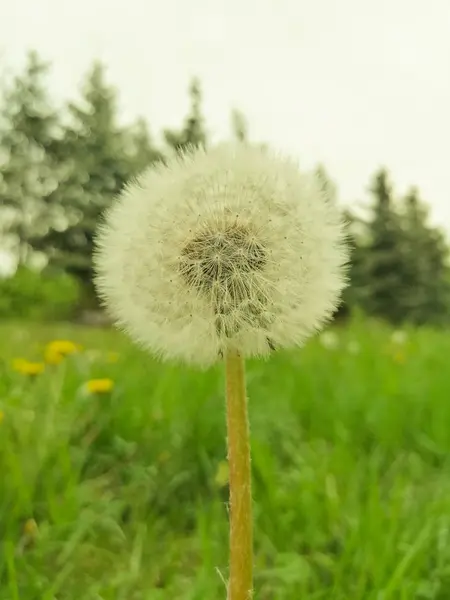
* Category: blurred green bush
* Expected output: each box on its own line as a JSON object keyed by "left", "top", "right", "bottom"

{"left": 0, "top": 266, "right": 80, "bottom": 320}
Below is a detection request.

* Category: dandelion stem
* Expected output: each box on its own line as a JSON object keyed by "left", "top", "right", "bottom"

{"left": 225, "top": 349, "right": 253, "bottom": 600}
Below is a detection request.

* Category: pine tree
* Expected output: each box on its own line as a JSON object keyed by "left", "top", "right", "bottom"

{"left": 340, "top": 173, "right": 450, "bottom": 324}
{"left": 337, "top": 208, "right": 364, "bottom": 318}
{"left": 164, "top": 77, "right": 207, "bottom": 153}
{"left": 27, "top": 61, "right": 163, "bottom": 305}
{"left": 230, "top": 108, "right": 248, "bottom": 143}
{"left": 361, "top": 169, "right": 408, "bottom": 323}
{"left": 126, "top": 117, "right": 164, "bottom": 175}
{"left": 0, "top": 51, "right": 63, "bottom": 264}
{"left": 311, "top": 165, "right": 354, "bottom": 319}
{"left": 315, "top": 164, "right": 338, "bottom": 204}
{"left": 400, "top": 187, "right": 449, "bottom": 323}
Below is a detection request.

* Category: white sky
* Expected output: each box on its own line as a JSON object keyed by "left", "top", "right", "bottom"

{"left": 0, "top": 0, "right": 449, "bottom": 240}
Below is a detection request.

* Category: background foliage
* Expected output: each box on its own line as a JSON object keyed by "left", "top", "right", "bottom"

{"left": 1, "top": 50, "right": 449, "bottom": 324}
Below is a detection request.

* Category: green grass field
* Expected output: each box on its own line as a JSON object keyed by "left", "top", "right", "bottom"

{"left": 1, "top": 319, "right": 450, "bottom": 599}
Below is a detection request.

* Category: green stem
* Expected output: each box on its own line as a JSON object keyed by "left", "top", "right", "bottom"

{"left": 225, "top": 349, "right": 253, "bottom": 600}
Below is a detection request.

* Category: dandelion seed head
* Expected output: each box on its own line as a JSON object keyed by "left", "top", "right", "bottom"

{"left": 94, "top": 143, "right": 350, "bottom": 368}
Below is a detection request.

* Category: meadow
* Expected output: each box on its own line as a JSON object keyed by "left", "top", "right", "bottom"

{"left": 1, "top": 319, "right": 450, "bottom": 599}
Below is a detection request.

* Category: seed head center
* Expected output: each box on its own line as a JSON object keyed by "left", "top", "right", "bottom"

{"left": 180, "top": 224, "right": 267, "bottom": 294}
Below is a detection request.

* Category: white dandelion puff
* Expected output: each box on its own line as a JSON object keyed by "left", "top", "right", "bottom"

{"left": 94, "top": 143, "right": 350, "bottom": 368}
{"left": 391, "top": 330, "right": 407, "bottom": 345}
{"left": 319, "top": 331, "right": 340, "bottom": 350}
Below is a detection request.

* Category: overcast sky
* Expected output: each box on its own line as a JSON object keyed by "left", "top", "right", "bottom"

{"left": 1, "top": 0, "right": 449, "bottom": 238}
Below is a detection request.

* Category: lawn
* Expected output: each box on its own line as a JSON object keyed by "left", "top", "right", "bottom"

{"left": 0, "top": 319, "right": 450, "bottom": 599}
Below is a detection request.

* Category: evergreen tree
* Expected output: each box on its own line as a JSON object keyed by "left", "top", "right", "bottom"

{"left": 26, "top": 61, "right": 162, "bottom": 305}
{"left": 361, "top": 169, "right": 407, "bottom": 323}
{"left": 399, "top": 187, "right": 449, "bottom": 323}
{"left": 333, "top": 173, "right": 449, "bottom": 325}
{"left": 312, "top": 166, "right": 355, "bottom": 319}
{"left": 2, "top": 54, "right": 448, "bottom": 322}
{"left": 315, "top": 164, "right": 338, "bottom": 204}
{"left": 164, "top": 77, "right": 207, "bottom": 153}
{"left": 0, "top": 51, "right": 63, "bottom": 263}
{"left": 230, "top": 108, "right": 248, "bottom": 143}
{"left": 337, "top": 208, "right": 364, "bottom": 318}
{"left": 126, "top": 117, "right": 164, "bottom": 175}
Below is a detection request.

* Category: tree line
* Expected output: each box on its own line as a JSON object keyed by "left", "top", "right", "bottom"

{"left": 1, "top": 51, "right": 449, "bottom": 325}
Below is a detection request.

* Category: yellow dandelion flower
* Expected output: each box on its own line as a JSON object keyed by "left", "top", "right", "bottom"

{"left": 24, "top": 362, "right": 45, "bottom": 376}
{"left": 12, "top": 359, "right": 45, "bottom": 376}
{"left": 86, "top": 378, "right": 114, "bottom": 394}
{"left": 214, "top": 460, "right": 229, "bottom": 488}
{"left": 393, "top": 351, "right": 406, "bottom": 365}
{"left": 107, "top": 352, "right": 119, "bottom": 363}
{"left": 23, "top": 518, "right": 38, "bottom": 538}
{"left": 44, "top": 340, "right": 81, "bottom": 364}
{"left": 45, "top": 340, "right": 81, "bottom": 361}
{"left": 391, "top": 330, "right": 407, "bottom": 345}
{"left": 44, "top": 348, "right": 64, "bottom": 365}
{"left": 12, "top": 358, "right": 28, "bottom": 371}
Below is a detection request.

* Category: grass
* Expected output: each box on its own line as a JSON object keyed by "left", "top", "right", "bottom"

{"left": 1, "top": 319, "right": 450, "bottom": 599}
